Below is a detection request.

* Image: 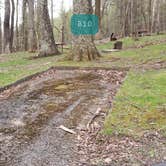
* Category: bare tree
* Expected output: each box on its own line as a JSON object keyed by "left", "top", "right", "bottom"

{"left": 50, "top": 0, "right": 54, "bottom": 27}
{"left": 21, "top": 0, "right": 28, "bottom": 51}
{"left": 95, "top": 0, "right": 101, "bottom": 29}
{"left": 133, "top": 0, "right": 138, "bottom": 38}
{"left": 15, "top": 0, "right": 19, "bottom": 51}
{"left": 151, "top": 0, "right": 161, "bottom": 33}
{"left": 3, "top": 0, "right": 11, "bottom": 53}
{"left": 27, "top": 0, "right": 37, "bottom": 52}
{"left": 37, "top": 0, "right": 59, "bottom": 57}
{"left": 10, "top": 0, "right": 15, "bottom": 52}
{"left": 148, "top": 0, "right": 153, "bottom": 32}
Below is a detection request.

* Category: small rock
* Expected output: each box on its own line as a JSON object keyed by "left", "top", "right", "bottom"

{"left": 104, "top": 157, "right": 112, "bottom": 164}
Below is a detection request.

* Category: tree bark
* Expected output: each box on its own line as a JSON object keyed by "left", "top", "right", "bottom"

{"left": 3, "top": 0, "right": 11, "bottom": 53}
{"left": 51, "top": 0, "right": 54, "bottom": 27}
{"left": 141, "top": 0, "right": 147, "bottom": 30}
{"left": 151, "top": 0, "right": 161, "bottom": 33}
{"left": 15, "top": 0, "right": 19, "bottom": 51}
{"left": 95, "top": 0, "right": 101, "bottom": 29}
{"left": 156, "top": 0, "right": 160, "bottom": 34}
{"left": 27, "top": 0, "right": 37, "bottom": 52}
{"left": 132, "top": 0, "right": 138, "bottom": 39}
{"left": 0, "top": 15, "right": 2, "bottom": 54}
{"left": 148, "top": 0, "right": 152, "bottom": 32}
{"left": 151, "top": 0, "right": 157, "bottom": 32}
{"left": 37, "top": 0, "right": 59, "bottom": 57}
{"left": 21, "top": 0, "right": 28, "bottom": 51}
{"left": 71, "top": 0, "right": 100, "bottom": 61}
{"left": 130, "top": 0, "right": 134, "bottom": 34}
{"left": 10, "top": 0, "right": 15, "bottom": 52}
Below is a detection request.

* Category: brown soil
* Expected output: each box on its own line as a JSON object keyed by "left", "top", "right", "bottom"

{"left": 0, "top": 68, "right": 126, "bottom": 166}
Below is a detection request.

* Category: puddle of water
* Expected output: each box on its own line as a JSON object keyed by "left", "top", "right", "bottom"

{"left": 64, "top": 97, "right": 84, "bottom": 116}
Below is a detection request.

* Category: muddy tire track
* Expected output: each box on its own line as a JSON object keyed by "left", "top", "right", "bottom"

{"left": 0, "top": 69, "right": 126, "bottom": 166}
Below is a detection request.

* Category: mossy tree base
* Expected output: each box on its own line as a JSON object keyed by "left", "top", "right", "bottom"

{"left": 71, "top": 36, "right": 101, "bottom": 61}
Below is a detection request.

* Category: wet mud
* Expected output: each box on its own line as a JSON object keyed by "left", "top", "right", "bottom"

{"left": 0, "top": 69, "right": 126, "bottom": 166}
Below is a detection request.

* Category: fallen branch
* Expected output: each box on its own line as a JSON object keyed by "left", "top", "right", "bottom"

{"left": 58, "top": 125, "right": 76, "bottom": 134}
{"left": 87, "top": 108, "right": 102, "bottom": 131}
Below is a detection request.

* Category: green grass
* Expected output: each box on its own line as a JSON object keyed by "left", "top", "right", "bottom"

{"left": 104, "top": 70, "right": 166, "bottom": 137}
{"left": 102, "top": 43, "right": 166, "bottom": 68}
{"left": 54, "top": 41, "right": 166, "bottom": 69}
{"left": 0, "top": 52, "right": 63, "bottom": 86}
{"left": 100, "top": 35, "right": 166, "bottom": 137}
{"left": 0, "top": 34, "right": 166, "bottom": 87}
{"left": 97, "top": 34, "right": 166, "bottom": 50}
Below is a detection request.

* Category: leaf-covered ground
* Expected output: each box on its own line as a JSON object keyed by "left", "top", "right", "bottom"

{"left": 76, "top": 70, "right": 166, "bottom": 166}
{"left": 76, "top": 36, "right": 166, "bottom": 165}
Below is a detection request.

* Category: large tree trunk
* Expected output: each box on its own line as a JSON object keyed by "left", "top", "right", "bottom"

{"left": 72, "top": 0, "right": 100, "bottom": 61}
{"left": 3, "top": 0, "right": 11, "bottom": 53}
{"left": 27, "top": 0, "right": 37, "bottom": 52}
{"left": 37, "top": 0, "right": 59, "bottom": 57}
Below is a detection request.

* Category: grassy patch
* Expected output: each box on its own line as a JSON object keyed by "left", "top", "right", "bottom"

{"left": 0, "top": 52, "right": 63, "bottom": 86}
{"left": 102, "top": 43, "right": 166, "bottom": 68}
{"left": 104, "top": 70, "right": 166, "bottom": 137}
{"left": 97, "top": 34, "right": 166, "bottom": 50}
{"left": 0, "top": 34, "right": 166, "bottom": 87}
